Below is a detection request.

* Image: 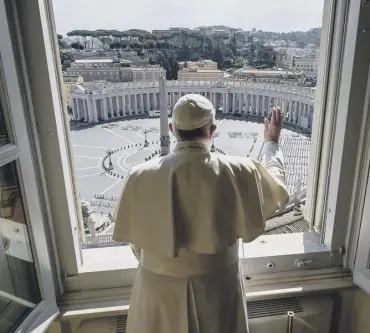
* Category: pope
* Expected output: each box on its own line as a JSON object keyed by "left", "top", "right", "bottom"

{"left": 113, "top": 94, "right": 289, "bottom": 333}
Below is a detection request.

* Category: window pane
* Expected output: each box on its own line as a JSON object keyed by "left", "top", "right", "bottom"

{"left": 0, "top": 95, "right": 9, "bottom": 147}
{"left": 0, "top": 162, "right": 41, "bottom": 333}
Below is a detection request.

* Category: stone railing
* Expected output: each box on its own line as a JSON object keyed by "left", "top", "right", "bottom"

{"left": 83, "top": 79, "right": 315, "bottom": 100}
{"left": 82, "top": 233, "right": 122, "bottom": 248}
{"left": 167, "top": 80, "right": 315, "bottom": 99}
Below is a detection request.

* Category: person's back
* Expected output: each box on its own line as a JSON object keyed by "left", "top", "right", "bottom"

{"left": 113, "top": 94, "right": 289, "bottom": 333}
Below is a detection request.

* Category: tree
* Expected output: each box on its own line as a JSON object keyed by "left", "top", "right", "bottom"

{"left": 211, "top": 46, "right": 224, "bottom": 69}
{"left": 62, "top": 60, "right": 72, "bottom": 71}
{"left": 71, "top": 42, "right": 84, "bottom": 50}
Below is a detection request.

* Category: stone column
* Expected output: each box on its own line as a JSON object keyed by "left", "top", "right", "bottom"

{"left": 87, "top": 98, "right": 94, "bottom": 123}
{"left": 288, "top": 100, "right": 293, "bottom": 122}
{"left": 226, "top": 92, "right": 230, "bottom": 113}
{"left": 123, "top": 95, "right": 126, "bottom": 113}
{"left": 146, "top": 93, "right": 150, "bottom": 111}
{"left": 300, "top": 102, "right": 305, "bottom": 126}
{"left": 245, "top": 94, "right": 250, "bottom": 114}
{"left": 160, "top": 76, "right": 170, "bottom": 155}
{"left": 82, "top": 100, "right": 87, "bottom": 122}
{"left": 116, "top": 96, "right": 120, "bottom": 116}
{"left": 294, "top": 101, "right": 299, "bottom": 123}
{"left": 258, "top": 95, "right": 262, "bottom": 115}
{"left": 76, "top": 98, "right": 82, "bottom": 120}
{"left": 107, "top": 97, "right": 112, "bottom": 118}
{"left": 72, "top": 98, "right": 78, "bottom": 120}
{"left": 134, "top": 94, "right": 138, "bottom": 113}
{"left": 280, "top": 99, "right": 286, "bottom": 119}
{"left": 140, "top": 94, "right": 144, "bottom": 112}
{"left": 251, "top": 95, "right": 256, "bottom": 114}
{"left": 103, "top": 97, "right": 108, "bottom": 121}
{"left": 127, "top": 95, "right": 131, "bottom": 114}
{"left": 92, "top": 98, "right": 98, "bottom": 122}
{"left": 238, "top": 93, "right": 243, "bottom": 113}
{"left": 232, "top": 93, "right": 236, "bottom": 113}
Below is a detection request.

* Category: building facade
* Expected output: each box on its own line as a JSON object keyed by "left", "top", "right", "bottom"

{"left": 62, "top": 74, "right": 84, "bottom": 109}
{"left": 70, "top": 80, "right": 315, "bottom": 131}
{"left": 294, "top": 57, "right": 319, "bottom": 79}
{"left": 66, "top": 58, "right": 165, "bottom": 83}
{"left": 178, "top": 68, "right": 226, "bottom": 81}
{"left": 178, "top": 60, "right": 218, "bottom": 70}
{"left": 234, "top": 69, "right": 302, "bottom": 81}
{"left": 66, "top": 58, "right": 122, "bottom": 82}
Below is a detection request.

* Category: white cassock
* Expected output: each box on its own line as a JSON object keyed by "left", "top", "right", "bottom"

{"left": 113, "top": 140, "right": 289, "bottom": 333}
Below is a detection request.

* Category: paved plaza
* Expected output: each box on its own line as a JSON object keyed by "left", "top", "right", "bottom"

{"left": 70, "top": 117, "right": 310, "bottom": 235}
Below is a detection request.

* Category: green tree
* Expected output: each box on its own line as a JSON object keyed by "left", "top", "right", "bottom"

{"left": 71, "top": 42, "right": 84, "bottom": 50}
{"left": 211, "top": 46, "right": 224, "bottom": 69}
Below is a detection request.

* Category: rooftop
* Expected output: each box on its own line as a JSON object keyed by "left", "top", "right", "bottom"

{"left": 240, "top": 69, "right": 297, "bottom": 74}
{"left": 75, "top": 59, "right": 114, "bottom": 64}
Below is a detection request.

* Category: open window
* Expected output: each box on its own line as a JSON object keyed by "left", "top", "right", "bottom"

{"left": 0, "top": 0, "right": 58, "bottom": 330}
{"left": 25, "top": 0, "right": 354, "bottom": 292}
{"left": 3, "top": 0, "right": 370, "bottom": 321}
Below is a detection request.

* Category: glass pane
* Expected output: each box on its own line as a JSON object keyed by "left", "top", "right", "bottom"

{"left": 0, "top": 162, "right": 41, "bottom": 333}
{"left": 0, "top": 95, "right": 9, "bottom": 147}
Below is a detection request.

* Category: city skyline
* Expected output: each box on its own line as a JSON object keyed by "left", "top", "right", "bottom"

{"left": 52, "top": 0, "right": 325, "bottom": 35}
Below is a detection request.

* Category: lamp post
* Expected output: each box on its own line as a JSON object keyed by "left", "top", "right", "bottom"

{"left": 143, "top": 128, "right": 150, "bottom": 147}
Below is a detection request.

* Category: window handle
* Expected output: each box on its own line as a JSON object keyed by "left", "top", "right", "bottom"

{"left": 294, "top": 258, "right": 312, "bottom": 268}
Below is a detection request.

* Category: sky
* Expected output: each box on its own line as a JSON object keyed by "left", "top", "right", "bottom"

{"left": 52, "top": 0, "right": 325, "bottom": 36}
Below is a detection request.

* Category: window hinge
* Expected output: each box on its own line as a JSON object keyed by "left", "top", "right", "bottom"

{"left": 63, "top": 272, "right": 81, "bottom": 292}
{"left": 331, "top": 246, "right": 346, "bottom": 256}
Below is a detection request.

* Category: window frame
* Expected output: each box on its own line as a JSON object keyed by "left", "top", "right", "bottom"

{"left": 0, "top": 0, "right": 59, "bottom": 330}
{"left": 349, "top": 0, "right": 370, "bottom": 291}
{"left": 11, "top": 0, "right": 369, "bottom": 299}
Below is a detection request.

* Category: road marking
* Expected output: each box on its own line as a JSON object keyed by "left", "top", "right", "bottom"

{"left": 73, "top": 144, "right": 109, "bottom": 149}
{"left": 76, "top": 166, "right": 99, "bottom": 171}
{"left": 74, "top": 155, "right": 101, "bottom": 160}
{"left": 101, "top": 178, "right": 123, "bottom": 194}
{"left": 104, "top": 128, "right": 136, "bottom": 144}
{"left": 134, "top": 131, "right": 145, "bottom": 140}
{"left": 78, "top": 172, "right": 101, "bottom": 178}
{"left": 117, "top": 153, "right": 131, "bottom": 173}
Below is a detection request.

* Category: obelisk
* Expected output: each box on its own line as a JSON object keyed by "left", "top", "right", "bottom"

{"left": 159, "top": 75, "right": 170, "bottom": 155}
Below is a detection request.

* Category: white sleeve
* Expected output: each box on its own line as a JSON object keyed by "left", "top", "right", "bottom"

{"left": 261, "top": 141, "right": 286, "bottom": 185}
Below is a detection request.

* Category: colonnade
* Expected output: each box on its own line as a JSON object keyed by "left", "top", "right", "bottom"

{"left": 71, "top": 80, "right": 314, "bottom": 131}
{"left": 72, "top": 91, "right": 160, "bottom": 123}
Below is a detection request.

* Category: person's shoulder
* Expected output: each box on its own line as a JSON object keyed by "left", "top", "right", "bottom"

{"left": 130, "top": 157, "right": 162, "bottom": 175}
{"left": 213, "top": 153, "right": 257, "bottom": 168}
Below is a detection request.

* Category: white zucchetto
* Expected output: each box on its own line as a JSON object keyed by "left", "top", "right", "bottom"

{"left": 172, "top": 94, "right": 216, "bottom": 131}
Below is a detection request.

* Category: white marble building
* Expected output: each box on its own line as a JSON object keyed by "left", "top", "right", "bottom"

{"left": 70, "top": 80, "right": 315, "bottom": 131}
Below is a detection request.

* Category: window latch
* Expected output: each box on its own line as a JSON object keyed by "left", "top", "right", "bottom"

{"left": 294, "top": 258, "right": 312, "bottom": 268}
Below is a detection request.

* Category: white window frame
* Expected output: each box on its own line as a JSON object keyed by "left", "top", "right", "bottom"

{"left": 9, "top": 0, "right": 370, "bottom": 307}
{"left": 353, "top": 102, "right": 370, "bottom": 291}
{"left": 0, "top": 0, "right": 58, "bottom": 330}
{"left": 348, "top": 0, "right": 370, "bottom": 292}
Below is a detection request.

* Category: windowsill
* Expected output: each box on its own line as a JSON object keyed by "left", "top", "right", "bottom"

{"left": 79, "top": 246, "right": 138, "bottom": 273}
{"left": 79, "top": 232, "right": 327, "bottom": 274}
{"left": 58, "top": 267, "right": 355, "bottom": 322}
{"left": 242, "top": 232, "right": 324, "bottom": 258}
{"left": 74, "top": 232, "right": 336, "bottom": 291}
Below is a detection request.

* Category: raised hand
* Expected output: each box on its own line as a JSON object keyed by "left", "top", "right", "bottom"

{"left": 264, "top": 107, "right": 282, "bottom": 143}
